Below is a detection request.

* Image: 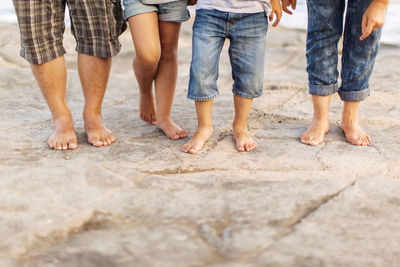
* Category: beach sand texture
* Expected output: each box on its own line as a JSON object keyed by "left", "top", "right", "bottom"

{"left": 1, "top": 21, "right": 400, "bottom": 266}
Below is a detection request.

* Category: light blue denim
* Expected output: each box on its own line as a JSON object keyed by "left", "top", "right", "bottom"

{"left": 306, "top": 0, "right": 382, "bottom": 101}
{"left": 188, "top": 9, "right": 268, "bottom": 101}
{"left": 123, "top": 0, "right": 189, "bottom": 22}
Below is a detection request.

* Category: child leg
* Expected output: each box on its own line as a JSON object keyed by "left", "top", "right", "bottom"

{"left": 128, "top": 12, "right": 160, "bottom": 124}
{"left": 184, "top": 9, "right": 227, "bottom": 153}
{"left": 339, "top": 0, "right": 382, "bottom": 146}
{"left": 182, "top": 100, "right": 213, "bottom": 154}
{"left": 233, "top": 95, "right": 257, "bottom": 152}
{"left": 300, "top": 95, "right": 331, "bottom": 146}
{"left": 154, "top": 21, "right": 188, "bottom": 139}
{"left": 302, "top": 0, "right": 345, "bottom": 145}
{"left": 341, "top": 101, "right": 370, "bottom": 146}
{"left": 227, "top": 12, "right": 267, "bottom": 151}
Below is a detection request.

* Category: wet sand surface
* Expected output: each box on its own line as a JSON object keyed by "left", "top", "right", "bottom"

{"left": 1, "top": 21, "right": 400, "bottom": 266}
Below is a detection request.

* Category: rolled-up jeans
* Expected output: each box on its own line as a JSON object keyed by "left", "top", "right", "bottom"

{"left": 306, "top": 0, "right": 382, "bottom": 101}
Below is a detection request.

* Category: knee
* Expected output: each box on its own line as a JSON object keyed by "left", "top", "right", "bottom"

{"left": 160, "top": 43, "right": 178, "bottom": 62}
{"left": 135, "top": 46, "right": 161, "bottom": 68}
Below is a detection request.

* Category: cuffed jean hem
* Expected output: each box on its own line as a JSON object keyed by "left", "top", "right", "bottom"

{"left": 309, "top": 83, "right": 339, "bottom": 96}
{"left": 159, "top": 10, "right": 190, "bottom": 22}
{"left": 187, "top": 93, "right": 219, "bottom": 101}
{"left": 232, "top": 89, "right": 262, "bottom": 99}
{"left": 338, "top": 87, "right": 370, "bottom": 101}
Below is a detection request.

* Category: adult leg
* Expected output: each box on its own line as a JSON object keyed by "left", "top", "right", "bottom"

{"left": 67, "top": 0, "right": 125, "bottom": 146}
{"left": 128, "top": 12, "right": 161, "bottom": 125}
{"left": 301, "top": 0, "right": 345, "bottom": 146}
{"left": 78, "top": 54, "right": 115, "bottom": 147}
{"left": 31, "top": 57, "right": 78, "bottom": 150}
{"left": 155, "top": 21, "right": 188, "bottom": 139}
{"left": 339, "top": 0, "right": 382, "bottom": 146}
{"left": 13, "top": 0, "right": 77, "bottom": 150}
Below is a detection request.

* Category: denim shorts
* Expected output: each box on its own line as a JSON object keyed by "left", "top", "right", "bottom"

{"left": 123, "top": 0, "right": 190, "bottom": 22}
{"left": 188, "top": 9, "right": 268, "bottom": 101}
{"left": 306, "top": 0, "right": 382, "bottom": 101}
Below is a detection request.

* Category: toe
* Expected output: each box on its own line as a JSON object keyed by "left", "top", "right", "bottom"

{"left": 55, "top": 140, "right": 62, "bottom": 150}
{"left": 178, "top": 129, "right": 188, "bottom": 138}
{"left": 168, "top": 131, "right": 179, "bottom": 140}
{"left": 309, "top": 140, "right": 318, "bottom": 146}
{"left": 62, "top": 140, "right": 68, "bottom": 150}
{"left": 100, "top": 135, "right": 108, "bottom": 146}
{"left": 300, "top": 135, "right": 310, "bottom": 144}
{"left": 236, "top": 144, "right": 245, "bottom": 152}
{"left": 91, "top": 137, "right": 103, "bottom": 147}
{"left": 151, "top": 115, "right": 157, "bottom": 125}
{"left": 48, "top": 138, "right": 55, "bottom": 149}
{"left": 189, "top": 147, "right": 199, "bottom": 154}
{"left": 182, "top": 143, "right": 191, "bottom": 153}
{"left": 104, "top": 136, "right": 112, "bottom": 145}
{"left": 362, "top": 136, "right": 370, "bottom": 146}
{"left": 109, "top": 133, "right": 116, "bottom": 143}
{"left": 68, "top": 141, "right": 78, "bottom": 150}
{"left": 250, "top": 142, "right": 257, "bottom": 150}
{"left": 350, "top": 137, "right": 362, "bottom": 146}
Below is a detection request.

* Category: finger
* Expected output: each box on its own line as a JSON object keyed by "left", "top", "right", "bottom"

{"left": 273, "top": 10, "right": 282, "bottom": 27}
{"left": 282, "top": 5, "right": 293, "bottom": 15}
{"left": 360, "top": 18, "right": 374, "bottom": 40}
{"left": 269, "top": 13, "right": 274, "bottom": 23}
{"left": 361, "top": 14, "right": 368, "bottom": 35}
{"left": 291, "top": 0, "right": 297, "bottom": 10}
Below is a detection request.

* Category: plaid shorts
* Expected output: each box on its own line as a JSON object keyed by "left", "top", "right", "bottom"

{"left": 13, "top": 0, "right": 127, "bottom": 64}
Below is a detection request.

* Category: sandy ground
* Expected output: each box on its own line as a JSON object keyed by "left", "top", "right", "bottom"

{"left": 1, "top": 20, "right": 400, "bottom": 267}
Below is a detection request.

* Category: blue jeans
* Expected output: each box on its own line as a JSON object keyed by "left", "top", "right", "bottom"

{"left": 188, "top": 9, "right": 268, "bottom": 101}
{"left": 306, "top": 0, "right": 382, "bottom": 101}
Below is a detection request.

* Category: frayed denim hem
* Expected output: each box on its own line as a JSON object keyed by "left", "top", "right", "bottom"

{"left": 232, "top": 89, "right": 262, "bottom": 99}
{"left": 187, "top": 93, "right": 219, "bottom": 101}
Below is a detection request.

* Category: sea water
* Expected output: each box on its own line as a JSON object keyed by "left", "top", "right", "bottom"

{"left": 1, "top": 0, "right": 399, "bottom": 46}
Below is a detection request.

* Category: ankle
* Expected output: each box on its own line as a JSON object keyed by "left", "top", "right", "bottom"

{"left": 312, "top": 114, "right": 329, "bottom": 122}
{"left": 52, "top": 114, "right": 74, "bottom": 131}
{"left": 232, "top": 120, "right": 248, "bottom": 132}
{"left": 156, "top": 115, "right": 172, "bottom": 123}
{"left": 83, "top": 108, "right": 101, "bottom": 118}
{"left": 196, "top": 125, "right": 213, "bottom": 133}
{"left": 341, "top": 118, "right": 360, "bottom": 128}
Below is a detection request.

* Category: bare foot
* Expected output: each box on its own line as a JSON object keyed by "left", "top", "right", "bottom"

{"left": 48, "top": 115, "right": 78, "bottom": 151}
{"left": 182, "top": 127, "right": 213, "bottom": 154}
{"left": 157, "top": 117, "right": 188, "bottom": 140}
{"left": 340, "top": 120, "right": 370, "bottom": 146}
{"left": 84, "top": 113, "right": 115, "bottom": 147}
{"left": 300, "top": 120, "right": 330, "bottom": 146}
{"left": 140, "top": 92, "right": 157, "bottom": 125}
{"left": 233, "top": 127, "right": 257, "bottom": 152}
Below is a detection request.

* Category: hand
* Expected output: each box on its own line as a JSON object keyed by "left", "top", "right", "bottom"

{"left": 360, "top": 0, "right": 388, "bottom": 41}
{"left": 188, "top": 0, "right": 197, "bottom": 5}
{"left": 269, "top": 0, "right": 283, "bottom": 27}
{"left": 281, "top": 0, "right": 297, "bottom": 15}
